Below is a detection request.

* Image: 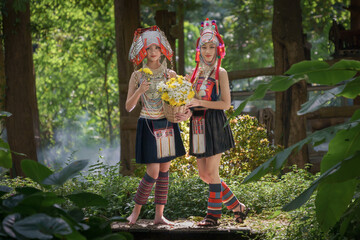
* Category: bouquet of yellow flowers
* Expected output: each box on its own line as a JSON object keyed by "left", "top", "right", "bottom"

{"left": 138, "top": 68, "right": 153, "bottom": 81}
{"left": 157, "top": 75, "right": 195, "bottom": 123}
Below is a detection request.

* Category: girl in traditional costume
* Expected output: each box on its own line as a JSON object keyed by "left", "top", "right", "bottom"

{"left": 126, "top": 26, "right": 186, "bottom": 225}
{"left": 178, "top": 18, "right": 249, "bottom": 226}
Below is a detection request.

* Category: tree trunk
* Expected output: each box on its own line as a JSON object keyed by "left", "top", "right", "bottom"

{"left": 350, "top": 0, "right": 360, "bottom": 105}
{"left": 272, "top": 0, "right": 309, "bottom": 168}
{"left": 114, "top": 0, "right": 140, "bottom": 175}
{"left": 3, "top": 0, "right": 39, "bottom": 177}
{"left": 155, "top": 10, "right": 177, "bottom": 71}
{"left": 177, "top": 2, "right": 185, "bottom": 75}
{"left": 0, "top": 31, "right": 5, "bottom": 133}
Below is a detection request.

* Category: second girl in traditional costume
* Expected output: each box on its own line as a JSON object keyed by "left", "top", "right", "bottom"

{"left": 178, "top": 18, "right": 249, "bottom": 226}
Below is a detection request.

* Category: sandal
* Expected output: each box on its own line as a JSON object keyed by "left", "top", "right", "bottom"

{"left": 197, "top": 215, "right": 219, "bottom": 227}
{"left": 234, "top": 204, "right": 250, "bottom": 223}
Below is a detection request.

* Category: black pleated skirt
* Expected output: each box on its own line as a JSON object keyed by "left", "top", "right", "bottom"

{"left": 189, "top": 109, "right": 235, "bottom": 158}
{"left": 135, "top": 117, "right": 186, "bottom": 164}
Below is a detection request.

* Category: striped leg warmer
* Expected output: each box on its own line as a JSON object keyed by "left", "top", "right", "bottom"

{"left": 154, "top": 171, "right": 169, "bottom": 205}
{"left": 221, "top": 180, "right": 240, "bottom": 210}
{"left": 207, "top": 183, "right": 222, "bottom": 219}
{"left": 133, "top": 173, "right": 156, "bottom": 205}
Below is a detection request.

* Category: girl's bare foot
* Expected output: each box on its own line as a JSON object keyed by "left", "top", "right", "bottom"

{"left": 154, "top": 216, "right": 174, "bottom": 225}
{"left": 233, "top": 203, "right": 246, "bottom": 213}
{"left": 127, "top": 212, "right": 140, "bottom": 225}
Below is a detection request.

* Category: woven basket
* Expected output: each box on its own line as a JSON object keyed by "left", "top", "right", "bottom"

{"left": 163, "top": 101, "right": 187, "bottom": 123}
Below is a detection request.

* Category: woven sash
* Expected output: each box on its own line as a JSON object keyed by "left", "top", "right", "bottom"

{"left": 152, "top": 120, "right": 176, "bottom": 159}
{"left": 192, "top": 115, "right": 206, "bottom": 154}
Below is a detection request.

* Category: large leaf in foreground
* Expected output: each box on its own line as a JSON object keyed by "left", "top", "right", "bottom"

{"left": 21, "top": 159, "right": 53, "bottom": 186}
{"left": 282, "top": 152, "right": 360, "bottom": 211}
{"left": 42, "top": 160, "right": 88, "bottom": 186}
{"left": 13, "top": 213, "right": 72, "bottom": 239}
{"left": 66, "top": 192, "right": 108, "bottom": 208}
{"left": 316, "top": 179, "right": 357, "bottom": 232}
{"left": 339, "top": 76, "right": 360, "bottom": 99}
{"left": 243, "top": 120, "right": 360, "bottom": 184}
{"left": 297, "top": 85, "right": 345, "bottom": 115}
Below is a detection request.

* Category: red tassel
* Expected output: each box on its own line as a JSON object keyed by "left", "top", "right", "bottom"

{"left": 215, "top": 58, "right": 221, "bottom": 95}
{"left": 190, "top": 62, "right": 199, "bottom": 84}
{"left": 195, "top": 49, "right": 200, "bottom": 63}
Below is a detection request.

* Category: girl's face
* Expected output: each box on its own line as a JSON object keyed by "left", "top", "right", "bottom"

{"left": 146, "top": 45, "right": 161, "bottom": 63}
{"left": 200, "top": 42, "right": 217, "bottom": 62}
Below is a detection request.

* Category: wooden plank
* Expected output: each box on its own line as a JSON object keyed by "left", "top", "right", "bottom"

{"left": 305, "top": 105, "right": 360, "bottom": 119}
{"left": 228, "top": 67, "right": 276, "bottom": 81}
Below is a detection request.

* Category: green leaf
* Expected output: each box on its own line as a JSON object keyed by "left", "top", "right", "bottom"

{"left": 282, "top": 160, "right": 342, "bottom": 211}
{"left": 13, "top": 213, "right": 72, "bottom": 238}
{"left": 283, "top": 182, "right": 318, "bottom": 211}
{"left": 21, "top": 159, "right": 53, "bottom": 186}
{"left": 351, "top": 109, "right": 360, "bottom": 121}
{"left": 250, "top": 83, "right": 270, "bottom": 100}
{"left": 0, "top": 185, "right": 13, "bottom": 198}
{"left": 0, "top": 139, "right": 12, "bottom": 169}
{"left": 66, "top": 192, "right": 108, "bottom": 208}
{"left": 0, "top": 111, "right": 12, "bottom": 117}
{"left": 320, "top": 123, "right": 360, "bottom": 173}
{"left": 323, "top": 152, "right": 360, "bottom": 183}
{"left": 330, "top": 59, "right": 360, "bottom": 71}
{"left": 243, "top": 120, "right": 360, "bottom": 184}
{"left": 242, "top": 155, "right": 275, "bottom": 183}
{"left": 2, "top": 213, "right": 21, "bottom": 239}
{"left": 316, "top": 179, "right": 357, "bottom": 232}
{"left": 42, "top": 160, "right": 89, "bottom": 186}
{"left": 15, "top": 186, "right": 41, "bottom": 195}
{"left": 270, "top": 74, "right": 303, "bottom": 92}
{"left": 20, "top": 192, "right": 66, "bottom": 208}
{"left": 285, "top": 60, "right": 329, "bottom": 75}
{"left": 339, "top": 77, "right": 360, "bottom": 99}
{"left": 297, "top": 85, "right": 345, "bottom": 115}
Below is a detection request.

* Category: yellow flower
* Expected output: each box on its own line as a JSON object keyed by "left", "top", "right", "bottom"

{"left": 158, "top": 87, "right": 163, "bottom": 92}
{"left": 162, "top": 92, "right": 170, "bottom": 101}
{"left": 142, "top": 68, "right": 153, "bottom": 75}
{"left": 187, "top": 91, "right": 195, "bottom": 99}
{"left": 169, "top": 98, "right": 176, "bottom": 106}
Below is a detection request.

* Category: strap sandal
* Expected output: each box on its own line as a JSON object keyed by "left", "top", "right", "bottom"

{"left": 234, "top": 204, "right": 250, "bottom": 224}
{"left": 197, "top": 215, "right": 219, "bottom": 227}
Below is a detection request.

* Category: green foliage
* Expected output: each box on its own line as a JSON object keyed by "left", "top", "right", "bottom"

{"left": 0, "top": 138, "right": 12, "bottom": 169}
{"left": 31, "top": 0, "right": 119, "bottom": 162}
{"left": 0, "top": 159, "right": 130, "bottom": 239}
{"left": 239, "top": 59, "right": 360, "bottom": 235}
{"left": 5, "top": 161, "right": 325, "bottom": 240}
{"left": 170, "top": 108, "right": 281, "bottom": 177}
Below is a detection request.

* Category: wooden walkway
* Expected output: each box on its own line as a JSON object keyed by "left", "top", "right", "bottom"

{"left": 112, "top": 219, "right": 259, "bottom": 240}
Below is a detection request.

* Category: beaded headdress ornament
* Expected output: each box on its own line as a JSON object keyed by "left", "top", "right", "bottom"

{"left": 128, "top": 25, "right": 173, "bottom": 66}
{"left": 190, "top": 18, "right": 225, "bottom": 95}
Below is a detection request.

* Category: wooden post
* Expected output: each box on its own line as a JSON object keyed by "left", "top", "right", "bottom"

{"left": 114, "top": 0, "right": 141, "bottom": 175}
{"left": 177, "top": 2, "right": 185, "bottom": 75}
{"left": 272, "top": 0, "right": 309, "bottom": 168}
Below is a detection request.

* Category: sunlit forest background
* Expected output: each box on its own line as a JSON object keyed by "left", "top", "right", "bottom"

{"left": 23, "top": 0, "right": 350, "bottom": 170}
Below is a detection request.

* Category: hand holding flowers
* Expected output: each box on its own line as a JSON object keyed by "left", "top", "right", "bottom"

{"left": 157, "top": 75, "right": 195, "bottom": 122}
